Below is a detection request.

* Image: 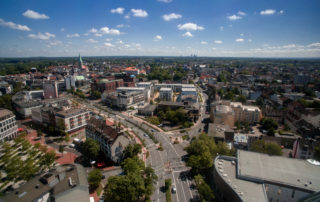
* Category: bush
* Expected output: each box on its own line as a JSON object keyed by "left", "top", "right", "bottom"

{"left": 165, "top": 179, "right": 172, "bottom": 202}
{"left": 88, "top": 169, "right": 103, "bottom": 191}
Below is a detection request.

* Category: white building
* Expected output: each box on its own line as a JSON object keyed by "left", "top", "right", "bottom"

{"left": 116, "top": 87, "right": 150, "bottom": 101}
{"left": 55, "top": 108, "right": 90, "bottom": 133}
{"left": 0, "top": 109, "right": 18, "bottom": 141}
{"left": 65, "top": 75, "right": 76, "bottom": 90}
{"left": 159, "top": 88, "right": 173, "bottom": 101}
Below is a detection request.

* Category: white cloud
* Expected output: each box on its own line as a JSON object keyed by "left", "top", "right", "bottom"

{"left": 248, "top": 39, "right": 252, "bottom": 42}
{"left": 22, "top": 9, "right": 49, "bottom": 20}
{"left": 212, "top": 47, "right": 217, "bottom": 50}
{"left": 260, "top": 9, "right": 276, "bottom": 15}
{"left": 95, "top": 33, "right": 103, "bottom": 37}
{"left": 105, "top": 38, "right": 112, "bottom": 42}
{"left": 116, "top": 40, "right": 124, "bottom": 44}
{"left": 178, "top": 23, "right": 204, "bottom": 31}
{"left": 240, "top": 33, "right": 244, "bottom": 36}
{"left": 157, "top": 0, "right": 172, "bottom": 3}
{"left": 227, "top": 15, "right": 242, "bottom": 20}
{"left": 307, "top": 42, "right": 320, "bottom": 47}
{"left": 0, "top": 18, "right": 31, "bottom": 31}
{"left": 235, "top": 38, "right": 244, "bottom": 42}
{"left": 86, "top": 38, "right": 98, "bottom": 43}
{"left": 66, "top": 33, "right": 80, "bottom": 38}
{"left": 214, "top": 40, "right": 223, "bottom": 44}
{"left": 124, "top": 14, "right": 130, "bottom": 19}
{"left": 49, "top": 40, "right": 62, "bottom": 46}
{"left": 201, "top": 41, "right": 207, "bottom": 45}
{"left": 100, "top": 27, "right": 121, "bottom": 35}
{"left": 111, "top": 7, "right": 125, "bottom": 15}
{"left": 182, "top": 32, "right": 193, "bottom": 37}
{"left": 163, "top": 13, "right": 182, "bottom": 21}
{"left": 220, "top": 26, "right": 224, "bottom": 31}
{"left": 279, "top": 10, "right": 284, "bottom": 14}
{"left": 131, "top": 9, "right": 148, "bottom": 17}
{"left": 238, "top": 11, "right": 246, "bottom": 16}
{"left": 153, "top": 35, "right": 162, "bottom": 41}
{"left": 104, "top": 42, "right": 114, "bottom": 47}
{"left": 124, "top": 44, "right": 131, "bottom": 48}
{"left": 60, "top": 28, "right": 64, "bottom": 32}
{"left": 28, "top": 32, "right": 55, "bottom": 40}
{"left": 89, "top": 28, "right": 98, "bottom": 33}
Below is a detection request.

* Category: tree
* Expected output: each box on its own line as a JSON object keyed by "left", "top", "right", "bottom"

{"left": 37, "top": 129, "right": 43, "bottom": 138}
{"left": 92, "top": 90, "right": 101, "bottom": 99}
{"left": 56, "top": 118, "right": 66, "bottom": 134}
{"left": 185, "top": 133, "right": 233, "bottom": 173}
{"left": 81, "top": 139, "right": 100, "bottom": 160}
{"left": 88, "top": 169, "right": 103, "bottom": 191}
{"left": 59, "top": 145, "right": 64, "bottom": 155}
{"left": 40, "top": 150, "right": 56, "bottom": 169}
{"left": 260, "top": 118, "right": 278, "bottom": 131}
{"left": 123, "top": 144, "right": 142, "bottom": 159}
{"left": 251, "top": 139, "right": 282, "bottom": 156}
{"left": 194, "top": 174, "right": 215, "bottom": 202}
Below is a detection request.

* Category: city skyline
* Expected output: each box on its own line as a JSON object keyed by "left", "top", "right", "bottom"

{"left": 0, "top": 0, "right": 320, "bottom": 58}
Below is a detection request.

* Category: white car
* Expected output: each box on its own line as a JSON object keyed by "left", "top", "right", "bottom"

{"left": 171, "top": 185, "right": 176, "bottom": 193}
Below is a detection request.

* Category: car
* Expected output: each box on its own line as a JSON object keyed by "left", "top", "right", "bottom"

{"left": 144, "top": 134, "right": 149, "bottom": 137}
{"left": 151, "top": 129, "right": 154, "bottom": 132}
{"left": 171, "top": 185, "right": 176, "bottom": 193}
{"left": 69, "top": 143, "right": 75, "bottom": 148}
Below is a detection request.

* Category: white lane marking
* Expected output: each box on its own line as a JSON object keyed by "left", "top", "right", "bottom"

{"left": 176, "top": 172, "right": 187, "bottom": 202}
{"left": 186, "top": 178, "right": 193, "bottom": 198}
{"left": 172, "top": 172, "right": 179, "bottom": 202}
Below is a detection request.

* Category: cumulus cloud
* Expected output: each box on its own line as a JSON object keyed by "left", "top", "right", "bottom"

{"left": 220, "top": 26, "right": 224, "bottom": 31}
{"left": 308, "top": 42, "right": 320, "bottom": 47}
{"left": 163, "top": 13, "right": 182, "bottom": 21}
{"left": 28, "top": 32, "right": 55, "bottom": 40}
{"left": 214, "top": 40, "right": 223, "bottom": 44}
{"left": 201, "top": 41, "right": 207, "bottom": 45}
{"left": 22, "top": 9, "right": 49, "bottom": 20}
{"left": 260, "top": 9, "right": 276, "bottom": 15}
{"left": 111, "top": 7, "right": 125, "bottom": 14}
{"left": 279, "top": 10, "right": 284, "bottom": 14}
{"left": 248, "top": 39, "right": 252, "bottom": 42}
{"left": 238, "top": 11, "right": 246, "bottom": 16}
{"left": 60, "top": 28, "right": 65, "bottom": 32}
{"left": 104, "top": 42, "right": 114, "bottom": 47}
{"left": 86, "top": 38, "right": 98, "bottom": 43}
{"left": 228, "top": 15, "right": 242, "bottom": 20}
{"left": 182, "top": 32, "right": 193, "bottom": 37}
{"left": 153, "top": 35, "right": 162, "bottom": 41}
{"left": 0, "top": 18, "right": 30, "bottom": 31}
{"left": 235, "top": 38, "right": 244, "bottom": 42}
{"left": 131, "top": 9, "right": 148, "bottom": 17}
{"left": 178, "top": 23, "right": 204, "bottom": 31}
{"left": 66, "top": 33, "right": 80, "bottom": 38}
{"left": 100, "top": 27, "right": 121, "bottom": 35}
{"left": 49, "top": 40, "right": 62, "bottom": 46}
{"left": 89, "top": 28, "right": 98, "bottom": 33}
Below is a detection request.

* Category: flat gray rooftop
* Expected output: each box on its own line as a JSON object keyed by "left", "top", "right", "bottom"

{"left": 216, "top": 157, "right": 267, "bottom": 202}
{"left": 237, "top": 150, "right": 320, "bottom": 192}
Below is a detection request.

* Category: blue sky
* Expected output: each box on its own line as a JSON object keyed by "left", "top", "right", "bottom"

{"left": 0, "top": 0, "right": 320, "bottom": 57}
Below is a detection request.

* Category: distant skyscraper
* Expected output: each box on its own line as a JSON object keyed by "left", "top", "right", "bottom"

{"left": 78, "top": 53, "right": 83, "bottom": 69}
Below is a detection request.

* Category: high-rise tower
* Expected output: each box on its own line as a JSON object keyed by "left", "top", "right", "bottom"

{"left": 78, "top": 53, "right": 83, "bottom": 69}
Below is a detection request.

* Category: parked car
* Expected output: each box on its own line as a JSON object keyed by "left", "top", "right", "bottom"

{"left": 171, "top": 185, "right": 176, "bottom": 193}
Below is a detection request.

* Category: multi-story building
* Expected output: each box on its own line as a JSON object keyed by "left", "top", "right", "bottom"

{"left": 211, "top": 101, "right": 262, "bottom": 125}
{"left": 86, "top": 116, "right": 130, "bottom": 164}
{"left": 91, "top": 79, "right": 124, "bottom": 94}
{"left": 65, "top": 75, "right": 76, "bottom": 90}
{"left": 159, "top": 88, "right": 173, "bottom": 101}
{"left": 55, "top": 108, "right": 90, "bottom": 133}
{"left": 116, "top": 87, "right": 150, "bottom": 101}
{"left": 43, "top": 81, "right": 59, "bottom": 99}
{"left": 103, "top": 91, "right": 145, "bottom": 110}
{"left": 292, "top": 138, "right": 320, "bottom": 159}
{"left": 213, "top": 150, "right": 320, "bottom": 202}
{"left": 211, "top": 105, "right": 235, "bottom": 128}
{"left": 0, "top": 109, "right": 18, "bottom": 141}
{"left": 155, "top": 84, "right": 195, "bottom": 92}
{"left": 123, "top": 67, "right": 140, "bottom": 75}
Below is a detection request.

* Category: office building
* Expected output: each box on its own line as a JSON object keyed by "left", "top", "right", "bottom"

{"left": 0, "top": 109, "right": 18, "bottom": 141}
{"left": 159, "top": 88, "right": 173, "bottom": 101}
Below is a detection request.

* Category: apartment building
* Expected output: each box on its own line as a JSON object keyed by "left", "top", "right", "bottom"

{"left": 0, "top": 109, "right": 18, "bottom": 141}
{"left": 86, "top": 116, "right": 130, "bottom": 164}
{"left": 55, "top": 108, "right": 90, "bottom": 133}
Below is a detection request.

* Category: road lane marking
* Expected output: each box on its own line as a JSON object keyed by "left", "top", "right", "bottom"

{"left": 172, "top": 172, "right": 179, "bottom": 202}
